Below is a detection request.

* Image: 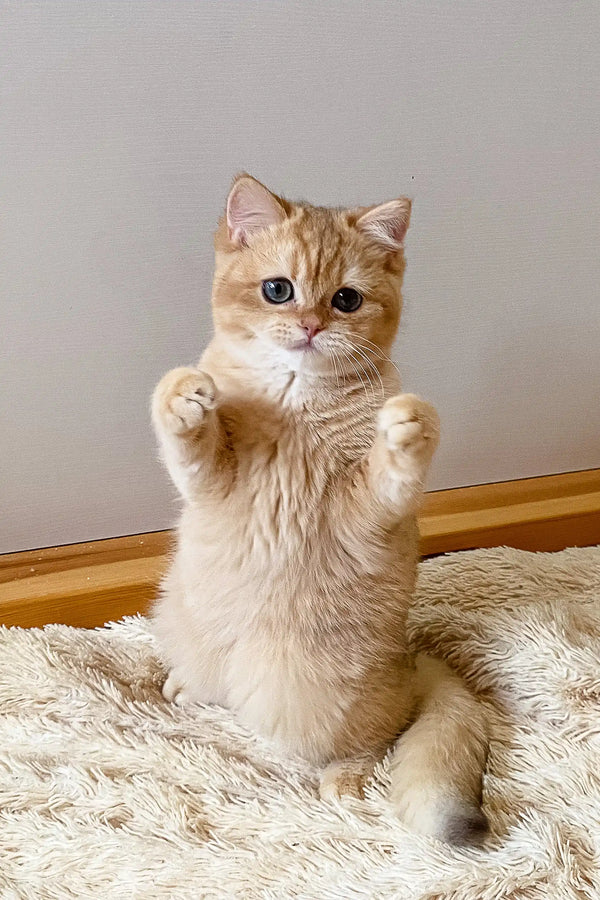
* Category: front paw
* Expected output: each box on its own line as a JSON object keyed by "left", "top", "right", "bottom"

{"left": 152, "top": 367, "right": 218, "bottom": 437}
{"left": 378, "top": 394, "right": 440, "bottom": 466}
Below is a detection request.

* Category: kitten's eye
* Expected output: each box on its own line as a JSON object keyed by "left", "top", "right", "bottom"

{"left": 331, "top": 287, "right": 363, "bottom": 313}
{"left": 262, "top": 278, "right": 294, "bottom": 304}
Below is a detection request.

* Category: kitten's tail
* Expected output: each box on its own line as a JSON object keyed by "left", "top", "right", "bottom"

{"left": 390, "top": 654, "right": 489, "bottom": 846}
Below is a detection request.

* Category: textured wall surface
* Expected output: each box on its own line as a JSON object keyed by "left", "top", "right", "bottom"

{"left": 2, "top": 1, "right": 599, "bottom": 551}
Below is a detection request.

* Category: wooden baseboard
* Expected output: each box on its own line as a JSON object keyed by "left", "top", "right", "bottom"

{"left": 2, "top": 468, "right": 599, "bottom": 629}
{"left": 0, "top": 533, "right": 171, "bottom": 630}
{"left": 420, "top": 467, "right": 600, "bottom": 555}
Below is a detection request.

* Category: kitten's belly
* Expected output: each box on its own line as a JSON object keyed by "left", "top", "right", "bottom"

{"left": 227, "top": 644, "right": 353, "bottom": 763}
{"left": 225, "top": 625, "right": 414, "bottom": 764}
{"left": 173, "top": 563, "right": 414, "bottom": 763}
{"left": 171, "top": 505, "right": 418, "bottom": 763}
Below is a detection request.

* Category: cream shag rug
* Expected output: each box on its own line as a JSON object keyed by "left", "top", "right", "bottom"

{"left": 2, "top": 546, "right": 600, "bottom": 900}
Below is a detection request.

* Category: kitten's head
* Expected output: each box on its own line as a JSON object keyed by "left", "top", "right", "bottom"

{"left": 211, "top": 174, "right": 411, "bottom": 376}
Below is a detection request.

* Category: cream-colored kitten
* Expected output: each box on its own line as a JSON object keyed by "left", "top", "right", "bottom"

{"left": 151, "top": 175, "right": 488, "bottom": 845}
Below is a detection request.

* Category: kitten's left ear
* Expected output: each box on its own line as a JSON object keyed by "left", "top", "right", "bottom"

{"left": 226, "top": 174, "right": 287, "bottom": 246}
{"left": 355, "top": 198, "right": 412, "bottom": 251}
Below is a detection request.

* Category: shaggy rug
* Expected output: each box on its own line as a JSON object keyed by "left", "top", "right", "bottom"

{"left": 1, "top": 546, "right": 600, "bottom": 900}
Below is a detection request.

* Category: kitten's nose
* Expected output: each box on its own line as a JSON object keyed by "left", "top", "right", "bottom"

{"left": 301, "top": 317, "right": 323, "bottom": 341}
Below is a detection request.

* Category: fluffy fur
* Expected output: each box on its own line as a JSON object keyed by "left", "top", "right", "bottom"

{"left": 4, "top": 546, "right": 600, "bottom": 898}
{"left": 151, "top": 175, "right": 488, "bottom": 843}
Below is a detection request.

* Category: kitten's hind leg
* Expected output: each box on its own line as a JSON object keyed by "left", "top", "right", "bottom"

{"left": 320, "top": 755, "right": 378, "bottom": 801}
{"left": 154, "top": 584, "right": 229, "bottom": 708}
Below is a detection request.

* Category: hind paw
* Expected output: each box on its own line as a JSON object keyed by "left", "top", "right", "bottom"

{"left": 319, "top": 757, "right": 375, "bottom": 801}
{"left": 162, "top": 670, "right": 192, "bottom": 706}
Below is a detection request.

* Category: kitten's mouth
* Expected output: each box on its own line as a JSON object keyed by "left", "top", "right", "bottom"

{"left": 289, "top": 339, "right": 319, "bottom": 353}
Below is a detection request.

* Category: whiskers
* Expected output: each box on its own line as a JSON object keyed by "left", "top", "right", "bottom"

{"left": 259, "top": 324, "right": 397, "bottom": 408}
{"left": 324, "top": 334, "right": 392, "bottom": 405}
{"left": 344, "top": 332, "right": 402, "bottom": 380}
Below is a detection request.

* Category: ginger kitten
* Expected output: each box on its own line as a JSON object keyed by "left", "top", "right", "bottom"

{"left": 151, "top": 175, "right": 489, "bottom": 845}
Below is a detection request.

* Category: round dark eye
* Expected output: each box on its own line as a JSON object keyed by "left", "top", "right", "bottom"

{"left": 262, "top": 278, "right": 294, "bottom": 304}
{"left": 331, "top": 287, "right": 363, "bottom": 313}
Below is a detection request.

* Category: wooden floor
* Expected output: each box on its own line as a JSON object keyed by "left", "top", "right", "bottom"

{"left": 2, "top": 468, "right": 599, "bottom": 629}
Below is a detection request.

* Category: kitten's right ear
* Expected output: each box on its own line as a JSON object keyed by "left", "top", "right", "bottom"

{"left": 226, "top": 174, "right": 287, "bottom": 246}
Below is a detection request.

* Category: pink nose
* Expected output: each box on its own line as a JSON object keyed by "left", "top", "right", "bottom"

{"left": 301, "top": 318, "right": 323, "bottom": 341}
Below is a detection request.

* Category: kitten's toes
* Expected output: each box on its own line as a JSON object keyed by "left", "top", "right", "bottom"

{"left": 378, "top": 394, "right": 439, "bottom": 463}
{"left": 152, "top": 367, "right": 218, "bottom": 437}
{"left": 320, "top": 759, "right": 374, "bottom": 801}
{"left": 162, "top": 669, "right": 191, "bottom": 706}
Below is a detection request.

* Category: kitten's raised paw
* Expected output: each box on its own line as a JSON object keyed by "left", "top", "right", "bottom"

{"left": 152, "top": 367, "right": 218, "bottom": 437}
{"left": 378, "top": 394, "right": 439, "bottom": 464}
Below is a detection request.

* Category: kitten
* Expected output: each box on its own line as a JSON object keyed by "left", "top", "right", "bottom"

{"left": 151, "top": 175, "right": 489, "bottom": 845}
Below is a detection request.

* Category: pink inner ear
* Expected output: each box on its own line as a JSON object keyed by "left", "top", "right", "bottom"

{"left": 356, "top": 199, "right": 411, "bottom": 250}
{"left": 227, "top": 177, "right": 286, "bottom": 245}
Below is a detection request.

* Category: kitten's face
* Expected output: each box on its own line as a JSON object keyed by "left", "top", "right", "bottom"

{"left": 211, "top": 176, "right": 410, "bottom": 377}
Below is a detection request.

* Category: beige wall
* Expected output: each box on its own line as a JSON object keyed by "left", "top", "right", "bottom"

{"left": 2, "top": 1, "right": 599, "bottom": 552}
